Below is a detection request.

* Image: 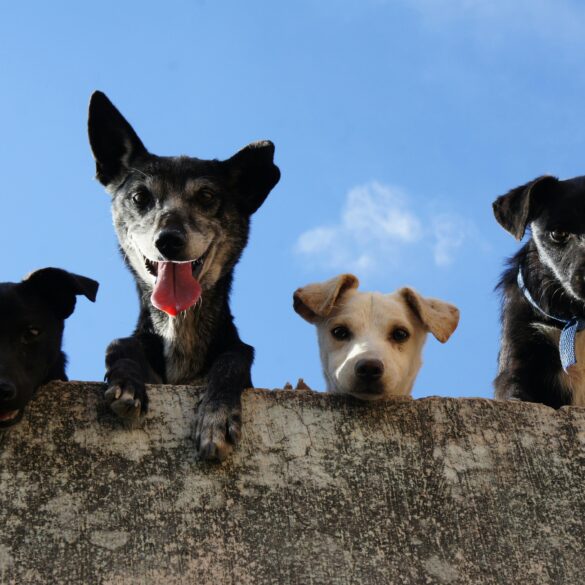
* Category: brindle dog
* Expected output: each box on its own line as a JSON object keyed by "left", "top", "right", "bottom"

{"left": 87, "top": 91, "right": 279, "bottom": 461}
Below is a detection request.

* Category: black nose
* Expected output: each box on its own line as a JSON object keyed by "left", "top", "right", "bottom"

{"left": 0, "top": 381, "right": 17, "bottom": 401}
{"left": 155, "top": 229, "right": 186, "bottom": 259}
{"left": 355, "top": 359, "right": 384, "bottom": 381}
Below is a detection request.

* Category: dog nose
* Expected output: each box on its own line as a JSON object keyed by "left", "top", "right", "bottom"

{"left": 155, "top": 229, "right": 186, "bottom": 259}
{"left": 355, "top": 359, "right": 384, "bottom": 381}
{"left": 0, "top": 381, "right": 17, "bottom": 401}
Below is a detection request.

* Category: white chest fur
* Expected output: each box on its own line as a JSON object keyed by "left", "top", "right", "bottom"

{"left": 152, "top": 309, "right": 206, "bottom": 384}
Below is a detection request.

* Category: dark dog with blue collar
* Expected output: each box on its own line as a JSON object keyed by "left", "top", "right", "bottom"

{"left": 493, "top": 174, "right": 585, "bottom": 407}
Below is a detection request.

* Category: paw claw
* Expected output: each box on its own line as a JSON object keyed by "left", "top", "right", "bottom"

{"left": 110, "top": 398, "right": 142, "bottom": 419}
{"left": 199, "top": 442, "right": 217, "bottom": 461}
{"left": 199, "top": 441, "right": 231, "bottom": 462}
{"left": 104, "top": 385, "right": 122, "bottom": 402}
{"left": 104, "top": 382, "right": 147, "bottom": 420}
{"left": 194, "top": 397, "right": 241, "bottom": 462}
{"left": 227, "top": 424, "right": 241, "bottom": 445}
{"left": 119, "top": 390, "right": 135, "bottom": 403}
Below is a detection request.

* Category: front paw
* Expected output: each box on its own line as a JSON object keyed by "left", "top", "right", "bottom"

{"left": 104, "top": 378, "right": 148, "bottom": 420}
{"left": 194, "top": 395, "right": 241, "bottom": 462}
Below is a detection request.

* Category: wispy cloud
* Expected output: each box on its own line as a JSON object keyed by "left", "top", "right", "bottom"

{"left": 431, "top": 213, "right": 469, "bottom": 267}
{"left": 405, "top": 0, "right": 585, "bottom": 46}
{"left": 295, "top": 181, "right": 476, "bottom": 273}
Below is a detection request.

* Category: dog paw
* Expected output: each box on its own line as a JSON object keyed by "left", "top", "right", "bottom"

{"left": 104, "top": 381, "right": 148, "bottom": 420}
{"left": 194, "top": 396, "right": 241, "bottom": 462}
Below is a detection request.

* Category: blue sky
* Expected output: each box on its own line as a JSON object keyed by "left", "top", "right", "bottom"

{"left": 1, "top": 0, "right": 585, "bottom": 398}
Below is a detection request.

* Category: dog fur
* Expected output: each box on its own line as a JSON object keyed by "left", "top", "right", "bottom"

{"left": 494, "top": 174, "right": 585, "bottom": 407}
{"left": 87, "top": 91, "right": 280, "bottom": 461}
{"left": 293, "top": 274, "right": 459, "bottom": 400}
{"left": 0, "top": 268, "right": 98, "bottom": 427}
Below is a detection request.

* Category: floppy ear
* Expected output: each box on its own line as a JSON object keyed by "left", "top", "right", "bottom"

{"left": 492, "top": 175, "right": 558, "bottom": 240}
{"left": 225, "top": 141, "right": 281, "bottom": 215}
{"left": 293, "top": 274, "right": 359, "bottom": 323}
{"left": 23, "top": 268, "right": 99, "bottom": 319}
{"left": 399, "top": 287, "right": 459, "bottom": 343}
{"left": 87, "top": 91, "right": 148, "bottom": 187}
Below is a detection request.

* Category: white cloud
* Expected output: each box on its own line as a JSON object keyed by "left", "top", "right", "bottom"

{"left": 432, "top": 213, "right": 469, "bottom": 267}
{"left": 341, "top": 182, "right": 422, "bottom": 244}
{"left": 295, "top": 181, "right": 475, "bottom": 273}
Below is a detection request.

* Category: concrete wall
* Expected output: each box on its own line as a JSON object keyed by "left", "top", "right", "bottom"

{"left": 0, "top": 381, "right": 584, "bottom": 584}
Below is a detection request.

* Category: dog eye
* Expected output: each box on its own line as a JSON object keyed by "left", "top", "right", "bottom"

{"left": 22, "top": 327, "right": 41, "bottom": 344}
{"left": 197, "top": 189, "right": 216, "bottom": 207}
{"left": 331, "top": 326, "right": 351, "bottom": 341}
{"left": 132, "top": 189, "right": 153, "bottom": 210}
{"left": 549, "top": 230, "right": 570, "bottom": 244}
{"left": 391, "top": 328, "right": 410, "bottom": 343}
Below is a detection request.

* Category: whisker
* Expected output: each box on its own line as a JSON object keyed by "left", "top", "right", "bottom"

{"left": 129, "top": 166, "right": 150, "bottom": 179}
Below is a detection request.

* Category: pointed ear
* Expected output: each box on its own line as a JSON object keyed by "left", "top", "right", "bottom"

{"left": 87, "top": 91, "right": 148, "bottom": 187}
{"left": 492, "top": 175, "right": 558, "bottom": 240}
{"left": 23, "top": 268, "right": 99, "bottom": 319}
{"left": 293, "top": 274, "right": 359, "bottom": 323}
{"left": 224, "top": 140, "right": 281, "bottom": 215}
{"left": 399, "top": 287, "right": 459, "bottom": 343}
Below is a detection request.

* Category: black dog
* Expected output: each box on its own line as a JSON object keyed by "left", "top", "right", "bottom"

{"left": 87, "top": 91, "right": 280, "bottom": 461}
{"left": 493, "top": 174, "right": 585, "bottom": 407}
{"left": 0, "top": 268, "right": 98, "bottom": 427}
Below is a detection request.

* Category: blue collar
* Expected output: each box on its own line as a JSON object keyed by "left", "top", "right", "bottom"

{"left": 517, "top": 268, "right": 585, "bottom": 372}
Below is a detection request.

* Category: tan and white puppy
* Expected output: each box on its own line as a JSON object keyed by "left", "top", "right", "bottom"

{"left": 293, "top": 274, "right": 460, "bottom": 400}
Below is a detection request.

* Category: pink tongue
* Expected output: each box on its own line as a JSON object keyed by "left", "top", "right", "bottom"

{"left": 151, "top": 262, "right": 202, "bottom": 317}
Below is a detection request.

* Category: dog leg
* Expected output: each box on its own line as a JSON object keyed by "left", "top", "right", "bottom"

{"left": 44, "top": 352, "right": 68, "bottom": 384}
{"left": 494, "top": 372, "right": 534, "bottom": 402}
{"left": 105, "top": 335, "right": 164, "bottom": 420}
{"left": 494, "top": 353, "right": 569, "bottom": 407}
{"left": 194, "top": 340, "right": 253, "bottom": 462}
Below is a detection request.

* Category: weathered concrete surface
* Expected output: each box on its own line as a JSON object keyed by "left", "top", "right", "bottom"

{"left": 0, "top": 382, "right": 584, "bottom": 585}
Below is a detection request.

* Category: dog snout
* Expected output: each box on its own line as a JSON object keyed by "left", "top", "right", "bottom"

{"left": 0, "top": 380, "right": 17, "bottom": 401}
{"left": 155, "top": 229, "right": 186, "bottom": 259}
{"left": 355, "top": 359, "right": 384, "bottom": 381}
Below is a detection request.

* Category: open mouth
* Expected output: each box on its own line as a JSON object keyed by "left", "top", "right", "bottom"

{"left": 141, "top": 249, "right": 210, "bottom": 318}
{"left": 0, "top": 409, "right": 22, "bottom": 427}
{"left": 143, "top": 251, "right": 208, "bottom": 280}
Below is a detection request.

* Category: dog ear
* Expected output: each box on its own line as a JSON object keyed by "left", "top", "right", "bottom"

{"left": 225, "top": 141, "right": 281, "bottom": 215}
{"left": 399, "top": 287, "right": 459, "bottom": 343}
{"left": 293, "top": 274, "right": 359, "bottom": 323}
{"left": 23, "top": 268, "right": 99, "bottom": 319}
{"left": 88, "top": 91, "right": 148, "bottom": 187}
{"left": 492, "top": 175, "right": 558, "bottom": 240}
